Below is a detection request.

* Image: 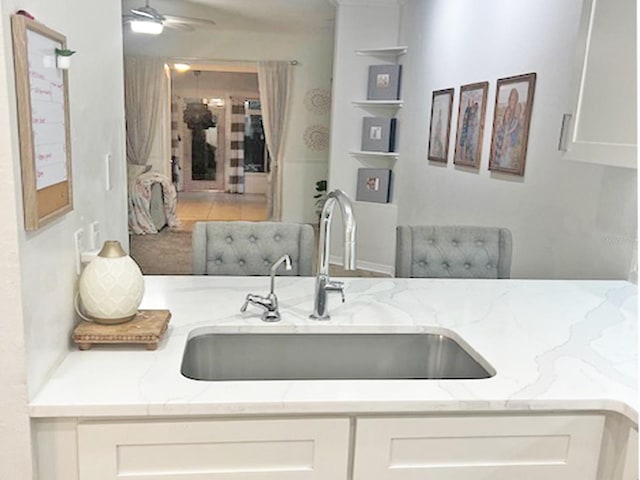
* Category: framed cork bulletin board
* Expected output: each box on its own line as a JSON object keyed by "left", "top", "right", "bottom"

{"left": 11, "top": 14, "right": 73, "bottom": 230}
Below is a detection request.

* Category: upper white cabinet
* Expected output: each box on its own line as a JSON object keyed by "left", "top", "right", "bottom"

{"left": 561, "top": 0, "right": 637, "bottom": 168}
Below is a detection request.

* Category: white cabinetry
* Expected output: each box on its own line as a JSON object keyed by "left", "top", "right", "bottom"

{"left": 353, "top": 415, "right": 605, "bottom": 480}
{"left": 622, "top": 427, "right": 638, "bottom": 480}
{"left": 561, "top": 0, "right": 637, "bottom": 168}
{"left": 76, "top": 418, "right": 350, "bottom": 480}
{"left": 36, "top": 412, "right": 636, "bottom": 480}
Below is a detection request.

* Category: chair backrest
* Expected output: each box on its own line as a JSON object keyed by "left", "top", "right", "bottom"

{"left": 395, "top": 225, "right": 512, "bottom": 278}
{"left": 192, "top": 221, "right": 315, "bottom": 275}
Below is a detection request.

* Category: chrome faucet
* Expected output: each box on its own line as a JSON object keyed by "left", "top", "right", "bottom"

{"left": 310, "top": 189, "right": 356, "bottom": 320}
{"left": 241, "top": 254, "right": 292, "bottom": 322}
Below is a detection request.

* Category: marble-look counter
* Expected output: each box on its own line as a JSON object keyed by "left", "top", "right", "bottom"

{"left": 30, "top": 276, "right": 638, "bottom": 423}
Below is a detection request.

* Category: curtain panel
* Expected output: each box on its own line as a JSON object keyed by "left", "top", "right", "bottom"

{"left": 258, "top": 61, "right": 291, "bottom": 220}
{"left": 124, "top": 55, "right": 165, "bottom": 166}
{"left": 228, "top": 98, "right": 245, "bottom": 194}
{"left": 170, "top": 94, "right": 182, "bottom": 190}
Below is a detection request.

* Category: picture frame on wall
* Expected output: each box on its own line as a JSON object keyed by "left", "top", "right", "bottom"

{"left": 427, "top": 88, "right": 454, "bottom": 162}
{"left": 361, "top": 117, "right": 397, "bottom": 152}
{"left": 488, "top": 72, "right": 537, "bottom": 175}
{"left": 356, "top": 168, "right": 391, "bottom": 203}
{"left": 453, "top": 82, "right": 489, "bottom": 168}
{"left": 367, "top": 65, "right": 402, "bottom": 100}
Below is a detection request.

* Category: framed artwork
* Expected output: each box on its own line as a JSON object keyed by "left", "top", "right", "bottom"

{"left": 361, "top": 117, "right": 397, "bottom": 152}
{"left": 488, "top": 73, "right": 537, "bottom": 175}
{"left": 427, "top": 88, "right": 454, "bottom": 162}
{"left": 356, "top": 168, "right": 391, "bottom": 203}
{"left": 11, "top": 14, "right": 73, "bottom": 230}
{"left": 367, "top": 65, "right": 402, "bottom": 100}
{"left": 453, "top": 82, "right": 489, "bottom": 168}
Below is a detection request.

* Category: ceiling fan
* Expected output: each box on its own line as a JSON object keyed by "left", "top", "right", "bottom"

{"left": 123, "top": 0, "right": 216, "bottom": 34}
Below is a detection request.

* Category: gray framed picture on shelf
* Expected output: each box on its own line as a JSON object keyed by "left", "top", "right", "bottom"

{"left": 356, "top": 168, "right": 391, "bottom": 203}
{"left": 367, "top": 65, "right": 402, "bottom": 100}
{"left": 361, "top": 117, "right": 397, "bottom": 152}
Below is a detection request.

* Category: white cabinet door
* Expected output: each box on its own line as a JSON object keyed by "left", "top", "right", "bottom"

{"left": 353, "top": 414, "right": 604, "bottom": 480}
{"left": 562, "top": 0, "right": 637, "bottom": 168}
{"left": 77, "top": 417, "right": 350, "bottom": 480}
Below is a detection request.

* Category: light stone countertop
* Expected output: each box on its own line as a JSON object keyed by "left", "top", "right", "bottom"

{"left": 30, "top": 276, "right": 638, "bottom": 423}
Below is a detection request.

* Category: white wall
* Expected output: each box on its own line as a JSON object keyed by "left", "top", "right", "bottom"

{"left": 125, "top": 27, "right": 334, "bottom": 223}
{"left": 0, "top": 6, "right": 32, "bottom": 478}
{"left": 394, "top": 0, "right": 636, "bottom": 279}
{"left": 173, "top": 70, "right": 259, "bottom": 94}
{"left": 0, "top": 0, "right": 128, "bottom": 404}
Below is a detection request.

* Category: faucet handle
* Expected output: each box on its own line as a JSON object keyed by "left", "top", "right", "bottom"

{"left": 241, "top": 293, "right": 269, "bottom": 312}
{"left": 240, "top": 293, "right": 254, "bottom": 312}
{"left": 325, "top": 280, "right": 346, "bottom": 303}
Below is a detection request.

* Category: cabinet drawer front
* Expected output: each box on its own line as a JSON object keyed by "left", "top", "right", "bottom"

{"left": 78, "top": 418, "right": 349, "bottom": 480}
{"left": 353, "top": 414, "right": 604, "bottom": 480}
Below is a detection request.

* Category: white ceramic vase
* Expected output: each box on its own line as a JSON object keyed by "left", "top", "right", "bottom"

{"left": 77, "top": 241, "right": 144, "bottom": 324}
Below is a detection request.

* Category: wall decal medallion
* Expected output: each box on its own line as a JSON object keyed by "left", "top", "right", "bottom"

{"left": 303, "top": 125, "right": 329, "bottom": 151}
{"left": 304, "top": 88, "right": 331, "bottom": 115}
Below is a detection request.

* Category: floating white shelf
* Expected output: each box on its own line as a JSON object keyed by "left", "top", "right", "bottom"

{"left": 349, "top": 150, "right": 399, "bottom": 159}
{"left": 352, "top": 100, "right": 403, "bottom": 108}
{"left": 355, "top": 46, "right": 408, "bottom": 56}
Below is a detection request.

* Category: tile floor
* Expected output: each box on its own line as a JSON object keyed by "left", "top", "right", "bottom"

{"left": 176, "top": 191, "right": 268, "bottom": 231}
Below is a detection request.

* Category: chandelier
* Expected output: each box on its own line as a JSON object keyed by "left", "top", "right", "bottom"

{"left": 183, "top": 70, "right": 216, "bottom": 130}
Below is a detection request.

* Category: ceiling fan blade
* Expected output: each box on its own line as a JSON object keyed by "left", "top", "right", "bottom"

{"left": 130, "top": 5, "right": 164, "bottom": 22}
{"left": 163, "top": 22, "right": 196, "bottom": 32}
{"left": 163, "top": 15, "right": 216, "bottom": 29}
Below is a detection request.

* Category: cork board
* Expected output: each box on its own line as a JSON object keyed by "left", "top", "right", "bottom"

{"left": 11, "top": 14, "right": 73, "bottom": 230}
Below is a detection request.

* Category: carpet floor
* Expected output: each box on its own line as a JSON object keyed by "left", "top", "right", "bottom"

{"left": 130, "top": 229, "right": 193, "bottom": 275}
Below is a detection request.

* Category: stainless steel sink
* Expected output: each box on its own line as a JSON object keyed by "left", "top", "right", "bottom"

{"left": 181, "top": 332, "right": 495, "bottom": 381}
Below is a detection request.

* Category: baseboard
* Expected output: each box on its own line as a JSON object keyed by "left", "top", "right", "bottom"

{"left": 329, "top": 255, "right": 394, "bottom": 276}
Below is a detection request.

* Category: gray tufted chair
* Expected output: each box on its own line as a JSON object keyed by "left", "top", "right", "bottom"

{"left": 395, "top": 225, "right": 512, "bottom": 278}
{"left": 192, "top": 221, "right": 315, "bottom": 276}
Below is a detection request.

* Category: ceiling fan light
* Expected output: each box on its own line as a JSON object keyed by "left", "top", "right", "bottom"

{"left": 130, "top": 19, "right": 164, "bottom": 35}
{"left": 173, "top": 63, "right": 191, "bottom": 72}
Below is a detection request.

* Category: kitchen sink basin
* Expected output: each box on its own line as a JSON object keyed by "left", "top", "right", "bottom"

{"left": 181, "top": 332, "right": 495, "bottom": 381}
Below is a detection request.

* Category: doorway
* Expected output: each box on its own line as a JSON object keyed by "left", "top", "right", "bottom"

{"left": 182, "top": 99, "right": 226, "bottom": 192}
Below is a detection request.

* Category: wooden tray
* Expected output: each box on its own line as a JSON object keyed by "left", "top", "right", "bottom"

{"left": 72, "top": 309, "right": 171, "bottom": 351}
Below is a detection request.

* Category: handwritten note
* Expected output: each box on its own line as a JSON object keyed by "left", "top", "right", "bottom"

{"left": 27, "top": 29, "right": 67, "bottom": 190}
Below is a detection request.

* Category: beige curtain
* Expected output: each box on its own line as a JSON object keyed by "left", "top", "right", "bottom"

{"left": 258, "top": 61, "right": 291, "bottom": 220}
{"left": 124, "top": 55, "right": 165, "bottom": 166}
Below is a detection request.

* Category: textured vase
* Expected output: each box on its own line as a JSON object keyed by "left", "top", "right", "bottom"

{"left": 78, "top": 241, "right": 144, "bottom": 325}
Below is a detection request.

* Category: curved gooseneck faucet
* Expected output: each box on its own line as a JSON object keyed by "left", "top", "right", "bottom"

{"left": 310, "top": 189, "right": 356, "bottom": 320}
{"left": 241, "top": 254, "right": 292, "bottom": 322}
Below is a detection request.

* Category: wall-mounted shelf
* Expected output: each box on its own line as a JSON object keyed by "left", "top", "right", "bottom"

{"left": 349, "top": 150, "right": 399, "bottom": 159}
{"left": 355, "top": 46, "right": 408, "bottom": 57}
{"left": 352, "top": 100, "right": 403, "bottom": 108}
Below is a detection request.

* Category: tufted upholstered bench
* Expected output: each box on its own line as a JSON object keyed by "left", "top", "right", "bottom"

{"left": 395, "top": 225, "right": 512, "bottom": 278}
{"left": 192, "top": 221, "right": 315, "bottom": 276}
